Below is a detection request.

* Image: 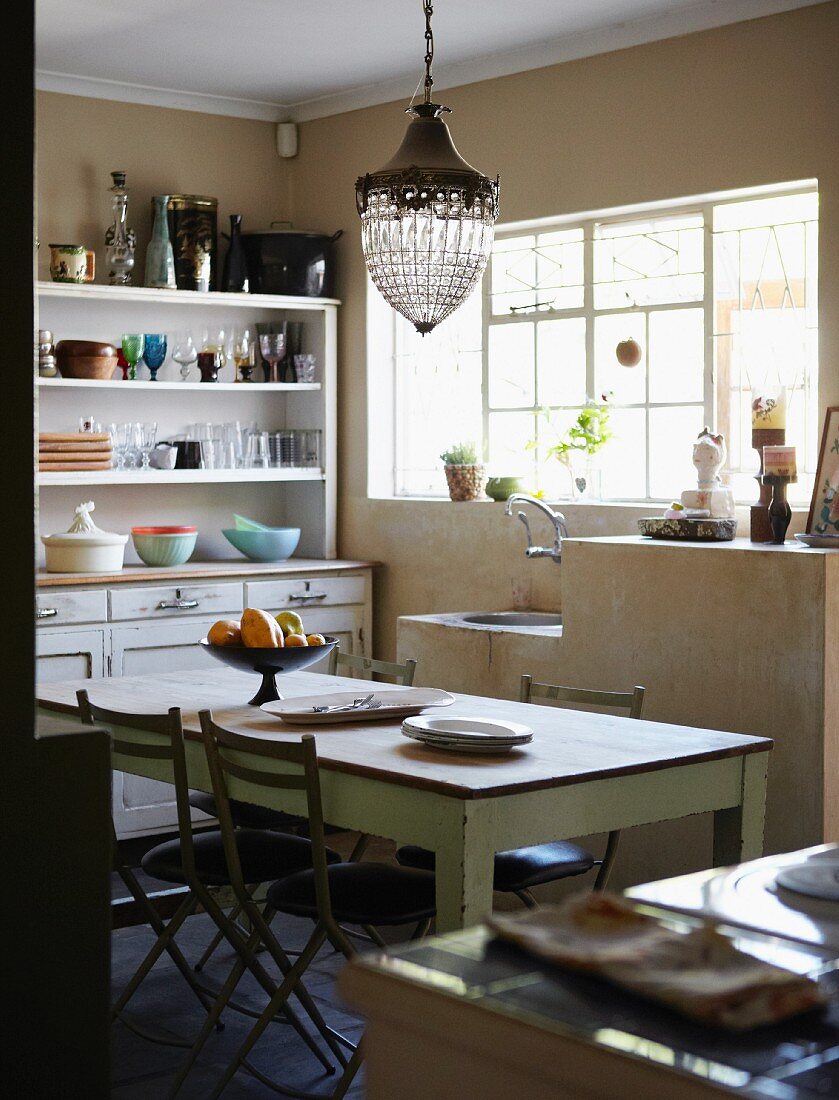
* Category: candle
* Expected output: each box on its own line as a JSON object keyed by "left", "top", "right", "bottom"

{"left": 762, "top": 444, "right": 797, "bottom": 477}
{"left": 751, "top": 387, "right": 787, "bottom": 429}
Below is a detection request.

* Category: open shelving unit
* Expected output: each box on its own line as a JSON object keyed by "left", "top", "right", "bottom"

{"left": 37, "top": 282, "right": 338, "bottom": 561}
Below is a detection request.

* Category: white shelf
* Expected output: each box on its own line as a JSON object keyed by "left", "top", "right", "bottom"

{"left": 37, "top": 281, "right": 340, "bottom": 310}
{"left": 37, "top": 377, "right": 320, "bottom": 393}
{"left": 38, "top": 468, "right": 325, "bottom": 487}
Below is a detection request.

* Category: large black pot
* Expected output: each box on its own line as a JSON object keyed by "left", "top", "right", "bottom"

{"left": 241, "top": 223, "right": 342, "bottom": 297}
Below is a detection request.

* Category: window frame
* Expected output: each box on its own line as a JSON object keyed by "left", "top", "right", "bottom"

{"left": 375, "top": 180, "right": 818, "bottom": 502}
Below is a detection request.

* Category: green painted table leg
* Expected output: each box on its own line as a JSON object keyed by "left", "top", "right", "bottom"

{"left": 434, "top": 801, "right": 496, "bottom": 933}
{"left": 712, "top": 752, "right": 768, "bottom": 866}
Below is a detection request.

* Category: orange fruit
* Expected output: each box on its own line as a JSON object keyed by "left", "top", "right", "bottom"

{"left": 285, "top": 633, "right": 308, "bottom": 647}
{"left": 306, "top": 633, "right": 327, "bottom": 646}
{"left": 208, "top": 619, "right": 242, "bottom": 646}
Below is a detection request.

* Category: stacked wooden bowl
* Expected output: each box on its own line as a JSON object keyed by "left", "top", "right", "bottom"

{"left": 54, "top": 340, "right": 118, "bottom": 380}
{"left": 39, "top": 432, "right": 113, "bottom": 472}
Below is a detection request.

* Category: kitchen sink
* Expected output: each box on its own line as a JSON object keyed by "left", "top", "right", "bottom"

{"left": 459, "top": 612, "right": 563, "bottom": 629}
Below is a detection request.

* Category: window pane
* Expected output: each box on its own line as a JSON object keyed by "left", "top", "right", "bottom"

{"left": 595, "top": 313, "right": 646, "bottom": 404}
{"left": 599, "top": 407, "right": 646, "bottom": 498}
{"left": 488, "top": 411, "right": 536, "bottom": 476}
{"left": 648, "top": 406, "right": 705, "bottom": 499}
{"left": 594, "top": 214, "right": 704, "bottom": 309}
{"left": 537, "top": 318, "right": 586, "bottom": 406}
{"left": 648, "top": 309, "right": 704, "bottom": 403}
{"left": 712, "top": 190, "right": 818, "bottom": 504}
{"left": 492, "top": 229, "right": 584, "bottom": 314}
{"left": 394, "top": 293, "right": 483, "bottom": 496}
{"left": 488, "top": 323, "right": 535, "bottom": 408}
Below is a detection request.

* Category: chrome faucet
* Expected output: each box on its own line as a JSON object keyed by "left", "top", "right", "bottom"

{"left": 504, "top": 493, "right": 568, "bottom": 564}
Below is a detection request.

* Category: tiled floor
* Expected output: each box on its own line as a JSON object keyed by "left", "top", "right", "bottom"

{"left": 110, "top": 831, "right": 386, "bottom": 1098}
{"left": 111, "top": 905, "right": 367, "bottom": 1098}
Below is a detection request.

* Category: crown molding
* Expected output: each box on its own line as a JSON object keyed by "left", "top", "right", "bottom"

{"left": 35, "top": 70, "right": 292, "bottom": 122}
{"left": 37, "top": 0, "right": 821, "bottom": 124}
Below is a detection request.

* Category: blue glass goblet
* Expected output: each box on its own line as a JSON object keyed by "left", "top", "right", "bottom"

{"left": 142, "top": 333, "right": 168, "bottom": 382}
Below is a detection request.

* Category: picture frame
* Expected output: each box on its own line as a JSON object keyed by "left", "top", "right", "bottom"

{"left": 807, "top": 406, "right": 839, "bottom": 534}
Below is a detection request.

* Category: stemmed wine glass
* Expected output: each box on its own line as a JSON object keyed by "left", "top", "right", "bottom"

{"left": 121, "top": 333, "right": 145, "bottom": 382}
{"left": 259, "top": 332, "right": 286, "bottom": 384}
{"left": 232, "top": 325, "right": 255, "bottom": 383}
{"left": 136, "top": 422, "right": 158, "bottom": 469}
{"left": 142, "top": 333, "right": 167, "bottom": 382}
{"left": 109, "top": 422, "right": 131, "bottom": 470}
{"left": 172, "top": 331, "right": 197, "bottom": 382}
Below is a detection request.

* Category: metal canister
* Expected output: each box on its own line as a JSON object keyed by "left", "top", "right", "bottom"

{"left": 165, "top": 195, "right": 218, "bottom": 291}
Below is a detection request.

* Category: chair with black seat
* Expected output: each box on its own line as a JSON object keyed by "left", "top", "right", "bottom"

{"left": 76, "top": 689, "right": 344, "bottom": 1078}
{"left": 188, "top": 648, "right": 419, "bottom": 968}
{"left": 185, "top": 710, "right": 436, "bottom": 1099}
{"left": 396, "top": 676, "right": 646, "bottom": 907}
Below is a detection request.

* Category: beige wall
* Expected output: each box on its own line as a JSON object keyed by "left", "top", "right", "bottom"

{"left": 287, "top": 1, "right": 839, "bottom": 657}
{"left": 35, "top": 3, "right": 839, "bottom": 659}
{"left": 36, "top": 93, "right": 288, "bottom": 283}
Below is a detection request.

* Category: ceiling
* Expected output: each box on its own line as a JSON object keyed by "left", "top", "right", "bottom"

{"left": 36, "top": 0, "right": 821, "bottom": 121}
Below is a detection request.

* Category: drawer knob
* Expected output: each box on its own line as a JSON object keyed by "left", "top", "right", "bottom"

{"left": 36, "top": 607, "right": 58, "bottom": 619}
{"left": 289, "top": 592, "right": 327, "bottom": 602}
{"left": 157, "top": 599, "right": 200, "bottom": 610}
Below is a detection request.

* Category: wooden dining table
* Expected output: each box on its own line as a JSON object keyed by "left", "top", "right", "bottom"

{"left": 37, "top": 667, "right": 772, "bottom": 933}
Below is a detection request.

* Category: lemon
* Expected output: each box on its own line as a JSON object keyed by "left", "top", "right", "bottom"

{"left": 276, "top": 610, "right": 304, "bottom": 637}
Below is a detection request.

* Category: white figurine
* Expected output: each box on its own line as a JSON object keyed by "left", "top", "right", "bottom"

{"left": 679, "top": 427, "right": 735, "bottom": 519}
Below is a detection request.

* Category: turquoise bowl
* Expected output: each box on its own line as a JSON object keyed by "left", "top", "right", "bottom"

{"left": 131, "top": 529, "right": 198, "bottom": 567}
{"left": 222, "top": 527, "right": 300, "bottom": 562}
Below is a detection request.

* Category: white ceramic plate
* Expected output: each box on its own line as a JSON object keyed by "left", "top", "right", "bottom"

{"left": 795, "top": 533, "right": 839, "bottom": 549}
{"left": 775, "top": 853, "right": 839, "bottom": 901}
{"left": 401, "top": 715, "right": 533, "bottom": 753}
{"left": 261, "top": 687, "right": 455, "bottom": 725}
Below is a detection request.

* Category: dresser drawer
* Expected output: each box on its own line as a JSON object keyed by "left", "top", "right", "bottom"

{"left": 109, "top": 582, "right": 243, "bottom": 622}
{"left": 36, "top": 589, "right": 108, "bottom": 626}
{"left": 245, "top": 575, "right": 366, "bottom": 610}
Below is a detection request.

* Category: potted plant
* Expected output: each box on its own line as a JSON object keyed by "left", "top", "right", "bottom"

{"left": 538, "top": 396, "right": 613, "bottom": 499}
{"left": 440, "top": 441, "right": 486, "bottom": 502}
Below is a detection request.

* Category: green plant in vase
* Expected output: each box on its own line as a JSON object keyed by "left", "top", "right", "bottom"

{"left": 440, "top": 441, "right": 486, "bottom": 502}
{"left": 533, "top": 395, "right": 613, "bottom": 499}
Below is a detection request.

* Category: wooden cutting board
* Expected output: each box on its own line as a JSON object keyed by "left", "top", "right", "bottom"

{"left": 39, "top": 440, "right": 113, "bottom": 453}
{"left": 38, "top": 432, "right": 111, "bottom": 444}
{"left": 38, "top": 460, "right": 114, "bottom": 471}
{"left": 38, "top": 451, "right": 113, "bottom": 463}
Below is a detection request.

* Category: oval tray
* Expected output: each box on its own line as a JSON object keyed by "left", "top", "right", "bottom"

{"left": 638, "top": 517, "right": 737, "bottom": 541}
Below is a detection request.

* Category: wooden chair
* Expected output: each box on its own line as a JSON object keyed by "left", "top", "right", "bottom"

{"left": 187, "top": 712, "right": 436, "bottom": 1099}
{"left": 76, "top": 690, "right": 341, "bottom": 1080}
{"left": 397, "top": 676, "right": 646, "bottom": 906}
{"left": 326, "top": 646, "right": 417, "bottom": 685}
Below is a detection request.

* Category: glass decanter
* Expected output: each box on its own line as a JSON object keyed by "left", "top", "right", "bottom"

{"left": 105, "top": 171, "right": 136, "bottom": 286}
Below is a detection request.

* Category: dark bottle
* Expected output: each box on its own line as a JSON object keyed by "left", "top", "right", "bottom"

{"left": 221, "top": 214, "right": 250, "bottom": 293}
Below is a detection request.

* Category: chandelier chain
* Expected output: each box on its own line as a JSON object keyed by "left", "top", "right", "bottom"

{"left": 423, "top": 1, "right": 434, "bottom": 103}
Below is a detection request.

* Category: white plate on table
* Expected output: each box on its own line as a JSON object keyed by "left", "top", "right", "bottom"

{"left": 776, "top": 856, "right": 839, "bottom": 902}
{"left": 261, "top": 687, "right": 455, "bottom": 725}
{"left": 402, "top": 715, "right": 533, "bottom": 754}
{"left": 795, "top": 533, "right": 839, "bottom": 549}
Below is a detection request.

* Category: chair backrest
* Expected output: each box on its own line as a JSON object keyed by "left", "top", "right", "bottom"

{"left": 198, "top": 711, "right": 335, "bottom": 923}
{"left": 76, "top": 688, "right": 198, "bottom": 877}
{"left": 519, "top": 675, "right": 645, "bottom": 720}
{"left": 326, "top": 646, "right": 417, "bottom": 686}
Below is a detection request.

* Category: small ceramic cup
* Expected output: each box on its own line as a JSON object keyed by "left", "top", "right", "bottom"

{"left": 49, "top": 244, "right": 95, "bottom": 283}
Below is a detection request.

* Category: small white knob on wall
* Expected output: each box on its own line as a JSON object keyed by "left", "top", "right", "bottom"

{"left": 277, "top": 122, "right": 298, "bottom": 158}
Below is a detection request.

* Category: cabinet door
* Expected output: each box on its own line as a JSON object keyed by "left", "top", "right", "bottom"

{"left": 110, "top": 618, "right": 219, "bottom": 838}
{"left": 298, "top": 606, "right": 365, "bottom": 674}
{"left": 36, "top": 628, "right": 106, "bottom": 683}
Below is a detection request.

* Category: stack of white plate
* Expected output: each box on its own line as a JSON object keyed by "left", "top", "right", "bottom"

{"left": 402, "top": 715, "right": 533, "bottom": 754}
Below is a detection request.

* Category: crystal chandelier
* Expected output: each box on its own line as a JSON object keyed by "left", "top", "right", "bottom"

{"left": 355, "top": 1, "right": 499, "bottom": 335}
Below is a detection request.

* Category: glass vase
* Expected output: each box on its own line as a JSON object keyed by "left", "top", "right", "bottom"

{"left": 569, "top": 452, "right": 602, "bottom": 500}
{"left": 145, "top": 196, "right": 177, "bottom": 289}
{"left": 104, "top": 171, "right": 136, "bottom": 285}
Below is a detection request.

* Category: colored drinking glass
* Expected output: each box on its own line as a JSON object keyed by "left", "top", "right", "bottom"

{"left": 141, "top": 333, "right": 167, "bottom": 382}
